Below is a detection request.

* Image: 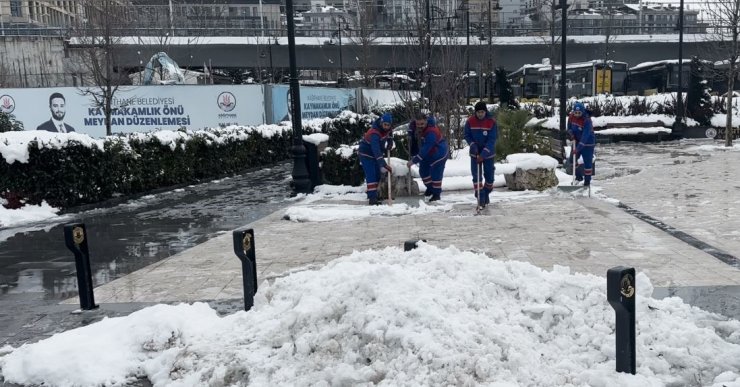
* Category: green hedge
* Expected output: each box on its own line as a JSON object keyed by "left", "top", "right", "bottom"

{"left": 0, "top": 128, "right": 292, "bottom": 209}
{"left": 321, "top": 146, "right": 365, "bottom": 186}
{"left": 318, "top": 110, "right": 416, "bottom": 186}
{"left": 495, "top": 109, "right": 552, "bottom": 161}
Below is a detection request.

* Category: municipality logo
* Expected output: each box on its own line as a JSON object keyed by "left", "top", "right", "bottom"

{"left": 217, "top": 92, "right": 236, "bottom": 112}
{"left": 0, "top": 95, "right": 15, "bottom": 114}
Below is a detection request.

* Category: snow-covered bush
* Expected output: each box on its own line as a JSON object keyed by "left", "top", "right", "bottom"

{"left": 495, "top": 109, "right": 552, "bottom": 161}
{"left": 0, "top": 126, "right": 293, "bottom": 209}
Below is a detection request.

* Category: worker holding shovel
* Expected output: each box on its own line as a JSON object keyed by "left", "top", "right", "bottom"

{"left": 359, "top": 113, "right": 394, "bottom": 205}
{"left": 567, "top": 102, "right": 595, "bottom": 187}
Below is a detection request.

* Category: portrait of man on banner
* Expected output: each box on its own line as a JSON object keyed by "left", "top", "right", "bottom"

{"left": 37, "top": 92, "right": 76, "bottom": 133}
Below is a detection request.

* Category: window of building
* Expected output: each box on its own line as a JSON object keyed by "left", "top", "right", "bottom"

{"left": 10, "top": 0, "right": 22, "bottom": 17}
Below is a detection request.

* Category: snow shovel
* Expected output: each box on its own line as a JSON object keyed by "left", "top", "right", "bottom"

{"left": 407, "top": 139, "right": 412, "bottom": 196}
{"left": 558, "top": 140, "right": 584, "bottom": 193}
{"left": 475, "top": 161, "right": 483, "bottom": 214}
{"left": 386, "top": 149, "right": 393, "bottom": 206}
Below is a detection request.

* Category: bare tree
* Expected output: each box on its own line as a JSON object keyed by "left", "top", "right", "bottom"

{"left": 532, "top": 0, "right": 561, "bottom": 109}
{"left": 349, "top": 3, "right": 381, "bottom": 87}
{"left": 705, "top": 0, "right": 740, "bottom": 146}
{"left": 432, "top": 35, "right": 467, "bottom": 150}
{"left": 0, "top": 55, "right": 11, "bottom": 88}
{"left": 395, "top": 0, "right": 431, "bottom": 110}
{"left": 68, "top": 0, "right": 130, "bottom": 135}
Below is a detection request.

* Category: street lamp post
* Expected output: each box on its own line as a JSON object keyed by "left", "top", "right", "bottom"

{"left": 269, "top": 41, "right": 274, "bottom": 83}
{"left": 674, "top": 0, "right": 685, "bottom": 137}
{"left": 559, "top": 0, "right": 568, "bottom": 153}
{"left": 466, "top": 3, "right": 470, "bottom": 79}
{"left": 488, "top": 0, "right": 492, "bottom": 101}
{"left": 426, "top": 0, "right": 432, "bottom": 111}
{"left": 337, "top": 20, "right": 344, "bottom": 85}
{"left": 481, "top": 1, "right": 502, "bottom": 101}
{"left": 286, "top": 0, "right": 311, "bottom": 194}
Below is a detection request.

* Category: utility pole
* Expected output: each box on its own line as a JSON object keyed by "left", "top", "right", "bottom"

{"left": 259, "top": 0, "right": 265, "bottom": 35}
{"left": 601, "top": 0, "right": 612, "bottom": 95}
{"left": 675, "top": 0, "right": 685, "bottom": 137}
{"left": 286, "top": 0, "right": 311, "bottom": 193}
{"left": 168, "top": 0, "right": 175, "bottom": 37}
{"left": 550, "top": 0, "right": 556, "bottom": 107}
{"left": 488, "top": 0, "right": 492, "bottom": 101}
{"left": 269, "top": 42, "right": 274, "bottom": 83}
{"left": 559, "top": 0, "right": 568, "bottom": 151}
{"left": 338, "top": 19, "right": 344, "bottom": 85}
{"left": 426, "top": 0, "right": 433, "bottom": 111}
{"left": 466, "top": 2, "right": 470, "bottom": 79}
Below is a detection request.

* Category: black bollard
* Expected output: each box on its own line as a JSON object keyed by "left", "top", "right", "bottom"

{"left": 404, "top": 240, "right": 426, "bottom": 251}
{"left": 233, "top": 228, "right": 257, "bottom": 311}
{"left": 64, "top": 223, "right": 99, "bottom": 310}
{"left": 607, "top": 266, "right": 636, "bottom": 375}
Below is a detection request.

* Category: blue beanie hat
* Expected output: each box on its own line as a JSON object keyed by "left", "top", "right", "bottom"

{"left": 573, "top": 102, "right": 585, "bottom": 113}
{"left": 381, "top": 113, "right": 392, "bottom": 124}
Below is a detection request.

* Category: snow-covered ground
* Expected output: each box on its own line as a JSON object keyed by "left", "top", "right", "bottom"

{"left": 284, "top": 149, "right": 562, "bottom": 222}
{"left": 3, "top": 141, "right": 740, "bottom": 386}
{"left": 1, "top": 243, "right": 738, "bottom": 386}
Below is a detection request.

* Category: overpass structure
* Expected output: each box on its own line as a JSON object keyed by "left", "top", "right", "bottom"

{"left": 69, "top": 34, "right": 723, "bottom": 74}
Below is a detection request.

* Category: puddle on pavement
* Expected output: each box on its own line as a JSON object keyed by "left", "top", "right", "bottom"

{"left": 0, "top": 163, "right": 293, "bottom": 301}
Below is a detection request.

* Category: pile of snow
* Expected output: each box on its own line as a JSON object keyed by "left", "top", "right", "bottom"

{"left": 505, "top": 153, "right": 559, "bottom": 171}
{"left": 596, "top": 127, "right": 672, "bottom": 136}
{"left": 687, "top": 142, "right": 740, "bottom": 152}
{"left": 302, "top": 133, "right": 330, "bottom": 145}
{"left": 284, "top": 200, "right": 453, "bottom": 222}
{"left": 0, "top": 201, "right": 60, "bottom": 228}
{"left": 711, "top": 114, "right": 740, "bottom": 129}
{"left": 2, "top": 244, "right": 738, "bottom": 386}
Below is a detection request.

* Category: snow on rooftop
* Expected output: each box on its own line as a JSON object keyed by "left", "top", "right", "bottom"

{"left": 74, "top": 33, "right": 714, "bottom": 48}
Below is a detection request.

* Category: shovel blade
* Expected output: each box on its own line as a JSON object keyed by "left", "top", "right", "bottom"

{"left": 558, "top": 185, "right": 584, "bottom": 192}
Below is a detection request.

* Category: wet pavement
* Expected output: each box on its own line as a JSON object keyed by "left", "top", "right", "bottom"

{"left": 0, "top": 162, "right": 293, "bottom": 347}
{"left": 597, "top": 139, "right": 740, "bottom": 319}
{"left": 3, "top": 139, "right": 740, "bottom": 357}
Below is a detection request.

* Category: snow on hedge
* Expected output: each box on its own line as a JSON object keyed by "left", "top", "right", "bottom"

{"left": 0, "top": 131, "right": 106, "bottom": 164}
{"left": 596, "top": 127, "right": 672, "bottom": 135}
{"left": 0, "top": 124, "right": 297, "bottom": 165}
{"left": 529, "top": 114, "right": 692, "bottom": 130}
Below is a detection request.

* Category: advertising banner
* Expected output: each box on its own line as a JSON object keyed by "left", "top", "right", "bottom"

{"left": 270, "top": 85, "right": 355, "bottom": 123}
{"left": 0, "top": 85, "right": 265, "bottom": 137}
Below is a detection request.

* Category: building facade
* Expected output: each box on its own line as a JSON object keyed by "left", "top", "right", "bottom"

{"left": 0, "top": 0, "right": 82, "bottom": 34}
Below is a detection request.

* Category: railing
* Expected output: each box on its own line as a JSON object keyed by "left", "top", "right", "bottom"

{"left": 0, "top": 25, "right": 69, "bottom": 37}
{"left": 0, "top": 25, "right": 711, "bottom": 39}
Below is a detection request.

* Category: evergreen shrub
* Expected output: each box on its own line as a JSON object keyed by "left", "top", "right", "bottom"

{"left": 0, "top": 128, "right": 292, "bottom": 209}
{"left": 495, "top": 109, "right": 551, "bottom": 160}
